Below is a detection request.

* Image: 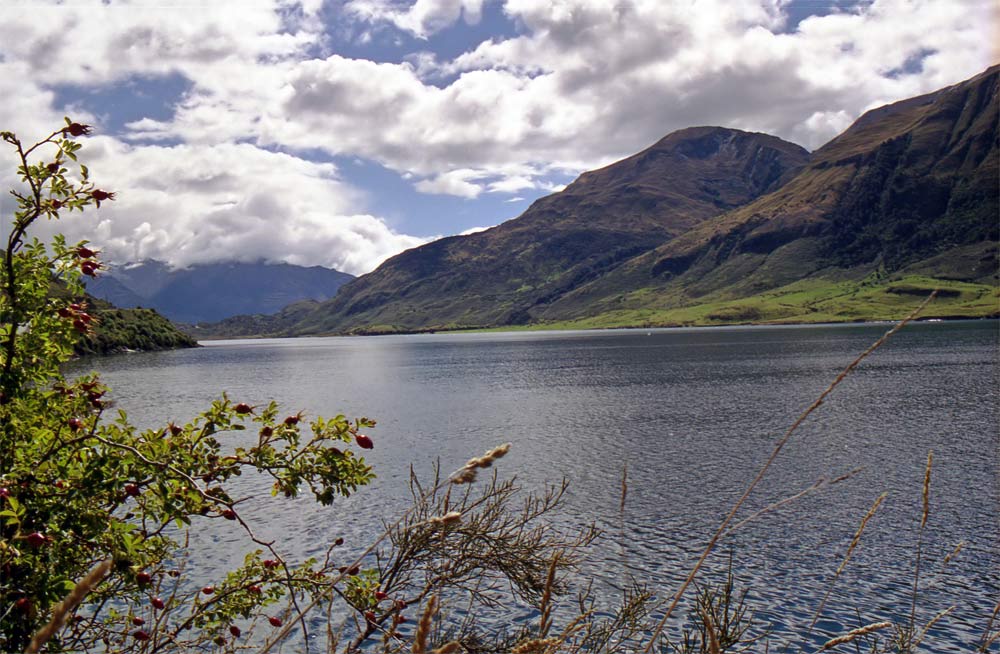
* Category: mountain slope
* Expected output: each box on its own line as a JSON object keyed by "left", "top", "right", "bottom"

{"left": 294, "top": 127, "right": 809, "bottom": 333}
{"left": 535, "top": 64, "right": 998, "bottom": 323}
{"left": 87, "top": 261, "right": 354, "bottom": 324}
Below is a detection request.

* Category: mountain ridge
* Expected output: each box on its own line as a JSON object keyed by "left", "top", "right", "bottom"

{"left": 196, "top": 64, "right": 999, "bottom": 336}
{"left": 292, "top": 126, "right": 811, "bottom": 333}
{"left": 533, "top": 64, "right": 998, "bottom": 324}
{"left": 86, "top": 260, "right": 354, "bottom": 324}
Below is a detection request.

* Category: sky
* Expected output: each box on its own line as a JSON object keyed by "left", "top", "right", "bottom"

{"left": 0, "top": 0, "right": 996, "bottom": 275}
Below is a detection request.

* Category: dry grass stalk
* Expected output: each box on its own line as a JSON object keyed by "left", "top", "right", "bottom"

{"left": 413, "top": 594, "right": 439, "bottom": 654}
{"left": 25, "top": 558, "right": 113, "bottom": 654}
{"left": 451, "top": 443, "right": 512, "bottom": 485}
{"left": 817, "top": 621, "right": 892, "bottom": 651}
{"left": 942, "top": 541, "right": 965, "bottom": 566}
{"left": 727, "top": 467, "right": 863, "bottom": 534}
{"left": 909, "top": 450, "right": 933, "bottom": 633}
{"left": 430, "top": 642, "right": 462, "bottom": 654}
{"left": 808, "top": 492, "right": 887, "bottom": 634}
{"left": 978, "top": 600, "right": 1000, "bottom": 652}
{"left": 912, "top": 605, "right": 954, "bottom": 649}
{"left": 510, "top": 637, "right": 560, "bottom": 654}
{"left": 426, "top": 511, "right": 462, "bottom": 528}
{"left": 920, "top": 451, "right": 932, "bottom": 529}
{"left": 837, "top": 493, "right": 886, "bottom": 577}
{"left": 701, "top": 610, "right": 721, "bottom": 654}
{"left": 258, "top": 444, "right": 513, "bottom": 654}
{"left": 638, "top": 292, "right": 937, "bottom": 654}
{"left": 538, "top": 552, "right": 561, "bottom": 638}
{"left": 619, "top": 461, "right": 628, "bottom": 517}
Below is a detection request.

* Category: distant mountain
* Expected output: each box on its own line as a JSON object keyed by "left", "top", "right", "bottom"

{"left": 86, "top": 261, "right": 354, "bottom": 324}
{"left": 292, "top": 127, "right": 809, "bottom": 333}
{"left": 209, "top": 64, "right": 999, "bottom": 336}
{"left": 182, "top": 299, "right": 324, "bottom": 340}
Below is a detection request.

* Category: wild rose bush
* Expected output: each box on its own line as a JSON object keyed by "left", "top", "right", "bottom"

{"left": 0, "top": 122, "right": 377, "bottom": 652}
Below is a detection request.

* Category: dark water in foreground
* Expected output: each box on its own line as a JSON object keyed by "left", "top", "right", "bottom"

{"left": 67, "top": 321, "right": 999, "bottom": 651}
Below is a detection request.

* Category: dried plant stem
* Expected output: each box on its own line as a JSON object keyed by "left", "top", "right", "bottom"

{"left": 941, "top": 541, "right": 964, "bottom": 566}
{"left": 912, "top": 605, "right": 953, "bottom": 650}
{"left": 639, "top": 292, "right": 937, "bottom": 654}
{"left": 909, "top": 451, "right": 933, "bottom": 634}
{"left": 808, "top": 492, "right": 887, "bottom": 635}
{"left": 726, "top": 467, "right": 863, "bottom": 534}
{"left": 978, "top": 600, "right": 1000, "bottom": 652}
{"left": 25, "top": 559, "right": 112, "bottom": 654}
{"left": 539, "top": 552, "right": 561, "bottom": 638}
{"left": 818, "top": 621, "right": 892, "bottom": 651}
{"left": 701, "top": 610, "right": 721, "bottom": 654}
{"left": 412, "top": 594, "right": 438, "bottom": 654}
{"left": 257, "top": 445, "right": 511, "bottom": 654}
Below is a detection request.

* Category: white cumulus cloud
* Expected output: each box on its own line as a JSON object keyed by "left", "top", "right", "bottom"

{"left": 0, "top": 0, "right": 997, "bottom": 267}
{"left": 25, "top": 138, "right": 427, "bottom": 275}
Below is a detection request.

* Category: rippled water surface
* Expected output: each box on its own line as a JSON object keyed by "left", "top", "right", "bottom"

{"left": 67, "top": 321, "right": 1000, "bottom": 651}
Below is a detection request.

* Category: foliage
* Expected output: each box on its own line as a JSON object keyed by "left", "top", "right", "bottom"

{"left": 0, "top": 122, "right": 375, "bottom": 652}
{"left": 74, "top": 306, "right": 198, "bottom": 356}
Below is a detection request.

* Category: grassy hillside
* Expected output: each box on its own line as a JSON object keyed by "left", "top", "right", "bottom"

{"left": 519, "top": 275, "right": 998, "bottom": 331}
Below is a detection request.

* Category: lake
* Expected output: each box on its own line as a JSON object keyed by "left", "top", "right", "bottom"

{"left": 66, "top": 320, "right": 999, "bottom": 651}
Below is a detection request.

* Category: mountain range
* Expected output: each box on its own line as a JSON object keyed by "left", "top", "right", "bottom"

{"left": 85, "top": 261, "right": 354, "bottom": 324}
{"left": 199, "top": 65, "right": 999, "bottom": 336}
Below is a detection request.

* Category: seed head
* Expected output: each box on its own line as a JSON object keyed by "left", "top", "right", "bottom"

{"left": 63, "top": 123, "right": 92, "bottom": 137}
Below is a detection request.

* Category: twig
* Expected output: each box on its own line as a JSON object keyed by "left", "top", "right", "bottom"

{"left": 25, "top": 559, "right": 113, "bottom": 654}
{"left": 257, "top": 445, "right": 512, "bottom": 653}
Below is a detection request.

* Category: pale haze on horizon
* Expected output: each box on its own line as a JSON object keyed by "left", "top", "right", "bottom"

{"left": 0, "top": 0, "right": 995, "bottom": 275}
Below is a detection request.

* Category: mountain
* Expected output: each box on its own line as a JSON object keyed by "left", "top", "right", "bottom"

{"left": 533, "top": 64, "right": 998, "bottom": 325}
{"left": 86, "top": 261, "right": 354, "bottom": 324}
{"left": 182, "top": 299, "right": 323, "bottom": 340}
{"left": 292, "top": 127, "right": 809, "bottom": 333}
{"left": 215, "top": 64, "right": 999, "bottom": 336}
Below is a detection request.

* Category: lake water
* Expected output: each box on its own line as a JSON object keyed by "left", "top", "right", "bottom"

{"left": 66, "top": 321, "right": 999, "bottom": 651}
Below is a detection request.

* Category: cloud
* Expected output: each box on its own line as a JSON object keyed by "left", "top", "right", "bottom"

{"left": 0, "top": 1, "right": 316, "bottom": 86}
{"left": 414, "top": 169, "right": 485, "bottom": 197}
{"left": 345, "top": 0, "right": 488, "bottom": 38}
{"left": 127, "top": 0, "right": 996, "bottom": 197}
{"left": 2, "top": 0, "right": 997, "bottom": 271}
{"left": 459, "top": 224, "right": 493, "bottom": 235}
{"left": 25, "top": 138, "right": 427, "bottom": 275}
